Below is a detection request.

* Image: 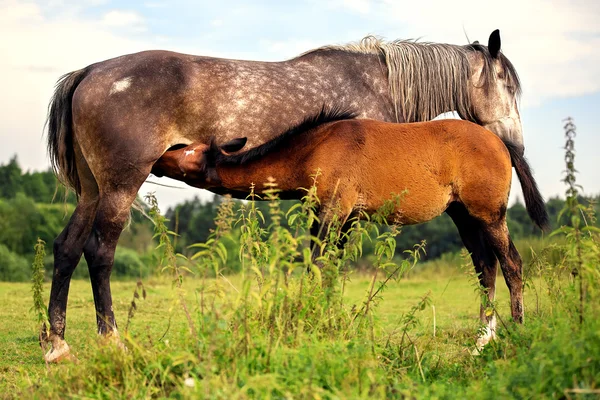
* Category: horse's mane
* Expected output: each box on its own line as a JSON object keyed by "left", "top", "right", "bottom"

{"left": 303, "top": 36, "right": 521, "bottom": 123}
{"left": 210, "top": 106, "right": 357, "bottom": 166}
{"left": 465, "top": 42, "right": 522, "bottom": 97}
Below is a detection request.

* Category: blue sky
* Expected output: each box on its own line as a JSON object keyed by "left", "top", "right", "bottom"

{"left": 1, "top": 0, "right": 598, "bottom": 210}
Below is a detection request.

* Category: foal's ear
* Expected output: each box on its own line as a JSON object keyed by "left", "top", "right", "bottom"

{"left": 220, "top": 137, "right": 247, "bottom": 153}
{"left": 488, "top": 29, "right": 501, "bottom": 58}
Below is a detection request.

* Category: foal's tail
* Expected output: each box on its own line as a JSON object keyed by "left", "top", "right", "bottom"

{"left": 46, "top": 68, "right": 90, "bottom": 196}
{"left": 503, "top": 140, "right": 550, "bottom": 232}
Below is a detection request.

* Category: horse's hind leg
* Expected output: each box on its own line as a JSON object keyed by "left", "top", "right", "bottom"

{"left": 83, "top": 167, "right": 152, "bottom": 338}
{"left": 447, "top": 203, "right": 499, "bottom": 348}
{"left": 480, "top": 219, "right": 524, "bottom": 324}
{"left": 44, "top": 152, "right": 99, "bottom": 362}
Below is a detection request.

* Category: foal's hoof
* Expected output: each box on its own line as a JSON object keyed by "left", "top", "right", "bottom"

{"left": 44, "top": 338, "right": 73, "bottom": 363}
{"left": 471, "top": 326, "right": 497, "bottom": 356}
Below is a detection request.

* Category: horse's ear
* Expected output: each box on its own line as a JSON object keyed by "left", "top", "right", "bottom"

{"left": 488, "top": 29, "right": 501, "bottom": 58}
{"left": 220, "top": 137, "right": 247, "bottom": 153}
{"left": 472, "top": 40, "right": 479, "bottom": 45}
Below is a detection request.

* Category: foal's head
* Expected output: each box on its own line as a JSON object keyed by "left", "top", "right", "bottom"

{"left": 465, "top": 30, "right": 523, "bottom": 153}
{"left": 152, "top": 137, "right": 247, "bottom": 187}
{"left": 201, "top": 137, "right": 248, "bottom": 180}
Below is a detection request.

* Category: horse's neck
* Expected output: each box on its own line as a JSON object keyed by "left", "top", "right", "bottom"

{"left": 290, "top": 50, "right": 465, "bottom": 124}
{"left": 216, "top": 157, "right": 297, "bottom": 193}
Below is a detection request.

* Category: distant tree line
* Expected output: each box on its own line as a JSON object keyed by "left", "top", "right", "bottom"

{"left": 0, "top": 156, "right": 155, "bottom": 281}
{"left": 0, "top": 156, "right": 76, "bottom": 204}
{"left": 165, "top": 191, "right": 600, "bottom": 261}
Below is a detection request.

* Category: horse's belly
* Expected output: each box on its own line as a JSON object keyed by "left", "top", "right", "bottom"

{"left": 365, "top": 180, "right": 453, "bottom": 226}
{"left": 391, "top": 198, "right": 450, "bottom": 226}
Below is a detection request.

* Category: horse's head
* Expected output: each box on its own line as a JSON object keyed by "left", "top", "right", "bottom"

{"left": 465, "top": 30, "right": 523, "bottom": 154}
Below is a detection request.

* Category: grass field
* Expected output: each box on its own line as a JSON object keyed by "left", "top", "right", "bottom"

{"left": 1, "top": 272, "right": 508, "bottom": 395}
{"left": 1, "top": 262, "right": 597, "bottom": 399}
{"left": 1, "top": 190, "right": 598, "bottom": 399}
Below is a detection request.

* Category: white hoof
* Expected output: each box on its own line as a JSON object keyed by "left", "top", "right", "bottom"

{"left": 472, "top": 316, "right": 497, "bottom": 355}
{"left": 44, "top": 337, "right": 72, "bottom": 363}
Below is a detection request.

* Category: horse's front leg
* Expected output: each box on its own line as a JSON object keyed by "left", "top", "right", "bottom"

{"left": 309, "top": 206, "right": 351, "bottom": 274}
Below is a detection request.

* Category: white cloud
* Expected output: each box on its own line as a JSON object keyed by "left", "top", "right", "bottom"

{"left": 0, "top": 1, "right": 43, "bottom": 22}
{"left": 101, "top": 10, "right": 146, "bottom": 31}
{"left": 337, "top": 0, "right": 371, "bottom": 14}
{"left": 0, "top": 1, "right": 154, "bottom": 172}
{"left": 144, "top": 2, "right": 167, "bottom": 8}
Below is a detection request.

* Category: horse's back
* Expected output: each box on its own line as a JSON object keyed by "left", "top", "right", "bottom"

{"left": 70, "top": 50, "right": 386, "bottom": 159}
{"left": 71, "top": 50, "right": 294, "bottom": 165}
{"left": 317, "top": 119, "right": 457, "bottom": 223}
{"left": 318, "top": 119, "right": 512, "bottom": 225}
{"left": 365, "top": 119, "right": 511, "bottom": 172}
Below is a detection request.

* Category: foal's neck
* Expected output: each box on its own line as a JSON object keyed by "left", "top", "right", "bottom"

{"left": 216, "top": 128, "right": 325, "bottom": 193}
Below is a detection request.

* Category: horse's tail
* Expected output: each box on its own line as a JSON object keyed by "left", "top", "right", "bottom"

{"left": 503, "top": 140, "right": 550, "bottom": 232}
{"left": 46, "top": 68, "right": 90, "bottom": 196}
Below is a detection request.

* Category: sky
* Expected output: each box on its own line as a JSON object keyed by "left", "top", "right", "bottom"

{"left": 1, "top": 0, "right": 598, "bottom": 212}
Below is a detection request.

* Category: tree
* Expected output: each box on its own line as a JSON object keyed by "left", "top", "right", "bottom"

{"left": 0, "top": 156, "right": 23, "bottom": 198}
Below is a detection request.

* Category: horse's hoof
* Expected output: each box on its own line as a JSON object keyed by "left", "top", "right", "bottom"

{"left": 470, "top": 348, "right": 480, "bottom": 356}
{"left": 471, "top": 327, "right": 497, "bottom": 355}
{"left": 99, "top": 331, "right": 128, "bottom": 353}
{"left": 44, "top": 338, "right": 72, "bottom": 363}
{"left": 110, "top": 337, "right": 128, "bottom": 353}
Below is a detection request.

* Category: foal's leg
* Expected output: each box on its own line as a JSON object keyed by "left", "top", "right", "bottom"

{"left": 310, "top": 207, "right": 351, "bottom": 262}
{"left": 481, "top": 219, "right": 524, "bottom": 323}
{"left": 447, "top": 204, "right": 499, "bottom": 348}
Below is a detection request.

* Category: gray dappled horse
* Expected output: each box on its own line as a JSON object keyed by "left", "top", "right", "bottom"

{"left": 44, "top": 30, "right": 522, "bottom": 361}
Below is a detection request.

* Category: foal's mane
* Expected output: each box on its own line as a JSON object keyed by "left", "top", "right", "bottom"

{"left": 210, "top": 107, "right": 357, "bottom": 166}
{"left": 303, "top": 36, "right": 521, "bottom": 123}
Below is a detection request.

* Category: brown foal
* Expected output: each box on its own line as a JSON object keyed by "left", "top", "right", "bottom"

{"left": 155, "top": 113, "right": 548, "bottom": 348}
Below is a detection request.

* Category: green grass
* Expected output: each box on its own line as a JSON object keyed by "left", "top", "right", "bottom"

{"left": 0, "top": 227, "right": 597, "bottom": 399}
{"left": 1, "top": 184, "right": 598, "bottom": 399}
{"left": 1, "top": 245, "right": 598, "bottom": 399}
{"left": 3, "top": 119, "right": 599, "bottom": 399}
{"left": 0, "top": 268, "right": 550, "bottom": 398}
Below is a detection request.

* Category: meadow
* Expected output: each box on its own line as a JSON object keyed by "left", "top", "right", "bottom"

{"left": 0, "top": 182, "right": 598, "bottom": 399}
{"left": 0, "top": 121, "right": 598, "bottom": 399}
{"left": 0, "top": 271, "right": 517, "bottom": 398}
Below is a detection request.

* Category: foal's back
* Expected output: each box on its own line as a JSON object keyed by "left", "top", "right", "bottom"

{"left": 311, "top": 119, "right": 512, "bottom": 225}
